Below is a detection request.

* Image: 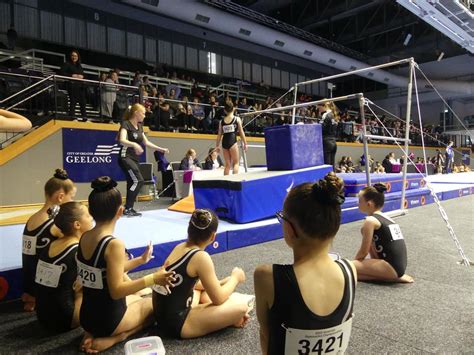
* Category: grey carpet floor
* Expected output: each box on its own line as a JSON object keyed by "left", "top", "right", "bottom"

{"left": 0, "top": 196, "right": 473, "bottom": 354}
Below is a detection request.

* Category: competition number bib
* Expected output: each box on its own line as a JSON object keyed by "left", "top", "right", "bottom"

{"left": 22, "top": 235, "right": 37, "bottom": 255}
{"left": 388, "top": 224, "right": 404, "bottom": 241}
{"left": 77, "top": 260, "right": 104, "bottom": 289}
{"left": 284, "top": 317, "right": 353, "bottom": 355}
{"left": 222, "top": 124, "right": 235, "bottom": 134}
{"left": 35, "top": 260, "right": 62, "bottom": 288}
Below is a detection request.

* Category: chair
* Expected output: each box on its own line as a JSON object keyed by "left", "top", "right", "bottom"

{"left": 139, "top": 162, "right": 158, "bottom": 199}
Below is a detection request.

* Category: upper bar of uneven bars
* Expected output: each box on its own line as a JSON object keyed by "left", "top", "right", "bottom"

{"left": 239, "top": 93, "right": 363, "bottom": 117}
{"left": 296, "top": 58, "right": 414, "bottom": 87}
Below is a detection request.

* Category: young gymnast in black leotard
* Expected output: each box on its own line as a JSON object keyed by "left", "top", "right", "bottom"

{"left": 353, "top": 183, "right": 414, "bottom": 283}
{"left": 254, "top": 172, "right": 357, "bottom": 355}
{"left": 215, "top": 102, "right": 247, "bottom": 175}
{"left": 78, "top": 176, "right": 175, "bottom": 353}
{"left": 152, "top": 209, "right": 251, "bottom": 339}
{"left": 35, "top": 202, "right": 93, "bottom": 332}
{"left": 22, "top": 169, "right": 76, "bottom": 312}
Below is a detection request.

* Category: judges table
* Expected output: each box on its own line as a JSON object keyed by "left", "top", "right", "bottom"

{"left": 173, "top": 168, "right": 225, "bottom": 199}
{"left": 391, "top": 163, "right": 434, "bottom": 174}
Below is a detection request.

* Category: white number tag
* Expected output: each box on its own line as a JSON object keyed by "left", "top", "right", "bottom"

{"left": 388, "top": 224, "right": 404, "bottom": 241}
{"left": 35, "top": 260, "right": 62, "bottom": 288}
{"left": 284, "top": 317, "right": 353, "bottom": 355}
{"left": 77, "top": 260, "right": 103, "bottom": 289}
{"left": 222, "top": 124, "right": 235, "bottom": 134}
{"left": 22, "top": 235, "right": 37, "bottom": 255}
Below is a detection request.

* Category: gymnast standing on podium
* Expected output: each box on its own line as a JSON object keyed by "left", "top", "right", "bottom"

{"left": 215, "top": 102, "right": 248, "bottom": 175}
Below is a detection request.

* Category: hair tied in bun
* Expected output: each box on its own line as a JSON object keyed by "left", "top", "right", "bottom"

{"left": 190, "top": 209, "right": 213, "bottom": 230}
{"left": 91, "top": 176, "right": 118, "bottom": 192}
{"left": 312, "top": 182, "right": 346, "bottom": 206}
{"left": 47, "top": 205, "right": 60, "bottom": 219}
{"left": 373, "top": 183, "right": 387, "bottom": 193}
{"left": 54, "top": 169, "right": 69, "bottom": 180}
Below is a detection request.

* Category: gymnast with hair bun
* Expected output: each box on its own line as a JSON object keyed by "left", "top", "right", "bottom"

{"left": 353, "top": 183, "right": 414, "bottom": 283}
{"left": 152, "top": 208, "right": 251, "bottom": 339}
{"left": 254, "top": 172, "right": 357, "bottom": 355}
{"left": 78, "top": 176, "right": 175, "bottom": 353}
{"left": 35, "top": 202, "right": 93, "bottom": 332}
{"left": 22, "top": 169, "right": 77, "bottom": 312}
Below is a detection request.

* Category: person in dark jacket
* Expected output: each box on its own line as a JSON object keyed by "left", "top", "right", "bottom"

{"left": 179, "top": 149, "right": 202, "bottom": 171}
{"left": 203, "top": 148, "right": 224, "bottom": 170}
{"left": 60, "top": 50, "right": 87, "bottom": 121}
{"left": 320, "top": 101, "right": 339, "bottom": 168}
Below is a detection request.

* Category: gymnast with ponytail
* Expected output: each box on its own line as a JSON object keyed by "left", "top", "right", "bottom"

{"left": 22, "top": 169, "right": 76, "bottom": 312}
{"left": 254, "top": 172, "right": 357, "bottom": 355}
{"left": 35, "top": 202, "right": 93, "bottom": 332}
{"left": 78, "top": 176, "right": 175, "bottom": 353}
{"left": 353, "top": 183, "right": 414, "bottom": 283}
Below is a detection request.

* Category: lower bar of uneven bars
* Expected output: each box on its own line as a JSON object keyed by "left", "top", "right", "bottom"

{"left": 247, "top": 144, "right": 265, "bottom": 148}
{"left": 365, "top": 135, "right": 411, "bottom": 143}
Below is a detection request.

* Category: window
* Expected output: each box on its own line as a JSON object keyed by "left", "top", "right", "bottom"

{"left": 208, "top": 52, "right": 217, "bottom": 74}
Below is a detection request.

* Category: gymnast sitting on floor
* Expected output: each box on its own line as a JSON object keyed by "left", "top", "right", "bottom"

{"left": 22, "top": 169, "right": 77, "bottom": 312}
{"left": 152, "top": 208, "right": 251, "bottom": 339}
{"left": 254, "top": 172, "right": 357, "bottom": 355}
{"left": 78, "top": 176, "right": 175, "bottom": 353}
{"left": 35, "top": 202, "right": 93, "bottom": 332}
{"left": 353, "top": 183, "right": 414, "bottom": 283}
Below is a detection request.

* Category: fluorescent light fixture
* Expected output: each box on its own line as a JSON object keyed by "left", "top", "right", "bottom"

{"left": 403, "top": 33, "right": 413, "bottom": 45}
{"left": 437, "top": 51, "right": 445, "bottom": 61}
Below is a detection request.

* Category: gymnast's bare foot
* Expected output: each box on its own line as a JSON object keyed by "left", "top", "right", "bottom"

{"left": 398, "top": 274, "right": 414, "bottom": 283}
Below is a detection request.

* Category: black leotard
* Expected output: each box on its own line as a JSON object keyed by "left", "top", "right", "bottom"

{"left": 152, "top": 248, "right": 200, "bottom": 338}
{"left": 77, "top": 236, "right": 127, "bottom": 337}
{"left": 35, "top": 242, "right": 78, "bottom": 332}
{"left": 221, "top": 116, "right": 238, "bottom": 150}
{"left": 22, "top": 219, "right": 55, "bottom": 296}
{"left": 119, "top": 120, "right": 144, "bottom": 162}
{"left": 372, "top": 213, "right": 407, "bottom": 277}
{"left": 268, "top": 259, "right": 355, "bottom": 355}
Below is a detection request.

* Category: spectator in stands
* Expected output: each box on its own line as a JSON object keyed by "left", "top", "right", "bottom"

{"left": 100, "top": 71, "right": 118, "bottom": 121}
{"left": 445, "top": 141, "right": 454, "bottom": 173}
{"left": 142, "top": 76, "right": 153, "bottom": 93}
{"left": 60, "top": 50, "right": 87, "bottom": 121}
{"left": 204, "top": 95, "right": 219, "bottom": 131}
{"left": 191, "top": 97, "right": 205, "bottom": 130}
{"left": 204, "top": 147, "right": 224, "bottom": 170}
{"left": 132, "top": 71, "right": 142, "bottom": 87}
{"left": 155, "top": 94, "right": 170, "bottom": 130}
{"left": 179, "top": 148, "right": 202, "bottom": 171}
{"left": 0, "top": 109, "right": 32, "bottom": 132}
{"left": 254, "top": 173, "right": 356, "bottom": 354}
{"left": 7, "top": 24, "right": 17, "bottom": 50}
{"left": 382, "top": 154, "right": 393, "bottom": 173}
{"left": 185, "top": 102, "right": 197, "bottom": 131}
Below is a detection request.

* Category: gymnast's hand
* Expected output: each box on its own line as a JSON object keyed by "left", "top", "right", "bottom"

{"left": 134, "top": 143, "right": 144, "bottom": 155}
{"left": 140, "top": 241, "right": 154, "bottom": 264}
{"left": 231, "top": 267, "right": 246, "bottom": 283}
{"left": 242, "top": 143, "right": 248, "bottom": 152}
{"left": 153, "top": 268, "right": 176, "bottom": 292}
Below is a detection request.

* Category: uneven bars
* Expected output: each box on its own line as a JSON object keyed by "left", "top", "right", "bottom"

{"left": 296, "top": 58, "right": 413, "bottom": 87}
{"left": 239, "top": 93, "right": 363, "bottom": 117}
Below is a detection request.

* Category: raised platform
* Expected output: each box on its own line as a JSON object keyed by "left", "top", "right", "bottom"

{"left": 0, "top": 172, "right": 473, "bottom": 302}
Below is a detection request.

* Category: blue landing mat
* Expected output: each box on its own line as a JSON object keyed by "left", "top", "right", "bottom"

{"left": 339, "top": 173, "right": 425, "bottom": 196}
{"left": 194, "top": 165, "right": 333, "bottom": 223}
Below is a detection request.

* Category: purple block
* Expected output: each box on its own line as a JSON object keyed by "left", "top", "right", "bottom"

{"left": 264, "top": 124, "right": 324, "bottom": 171}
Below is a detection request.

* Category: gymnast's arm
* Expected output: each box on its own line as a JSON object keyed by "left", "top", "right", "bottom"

{"left": 254, "top": 264, "right": 274, "bottom": 355}
{"left": 123, "top": 241, "right": 154, "bottom": 272}
{"left": 354, "top": 217, "right": 377, "bottom": 260}
{"left": 215, "top": 121, "right": 223, "bottom": 149}
{"left": 142, "top": 134, "right": 169, "bottom": 154}
{"left": 191, "top": 251, "right": 243, "bottom": 305}
{"left": 237, "top": 117, "right": 248, "bottom": 151}
{"left": 0, "top": 109, "right": 32, "bottom": 132}
{"left": 105, "top": 238, "right": 174, "bottom": 299}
